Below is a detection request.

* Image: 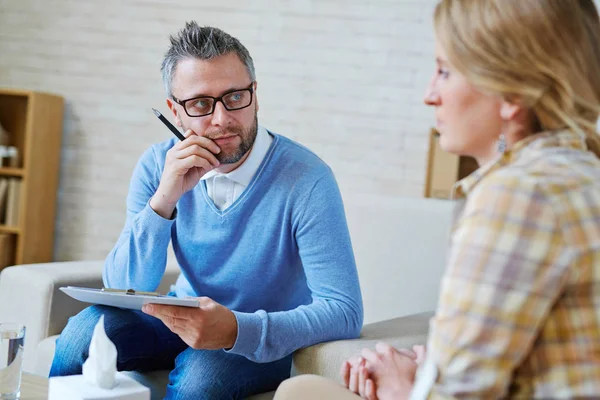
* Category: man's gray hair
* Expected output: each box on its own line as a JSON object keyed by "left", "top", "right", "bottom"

{"left": 161, "top": 22, "right": 256, "bottom": 96}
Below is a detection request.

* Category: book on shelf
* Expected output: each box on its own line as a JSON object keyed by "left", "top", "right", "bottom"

{"left": 0, "top": 233, "right": 15, "bottom": 270}
{"left": 0, "top": 122, "right": 8, "bottom": 146}
{"left": 4, "top": 178, "right": 21, "bottom": 227}
{"left": 0, "top": 178, "right": 8, "bottom": 224}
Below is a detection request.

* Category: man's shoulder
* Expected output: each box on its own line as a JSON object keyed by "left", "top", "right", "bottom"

{"left": 269, "top": 132, "right": 331, "bottom": 175}
{"left": 148, "top": 137, "right": 179, "bottom": 157}
{"left": 137, "top": 137, "right": 178, "bottom": 166}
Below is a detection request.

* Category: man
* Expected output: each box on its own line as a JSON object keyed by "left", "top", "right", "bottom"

{"left": 49, "top": 22, "right": 363, "bottom": 399}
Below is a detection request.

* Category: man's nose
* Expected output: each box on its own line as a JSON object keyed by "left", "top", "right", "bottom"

{"left": 210, "top": 101, "right": 230, "bottom": 126}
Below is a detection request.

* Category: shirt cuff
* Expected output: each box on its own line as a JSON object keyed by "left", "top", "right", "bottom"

{"left": 409, "top": 357, "right": 438, "bottom": 400}
{"left": 225, "top": 310, "right": 264, "bottom": 358}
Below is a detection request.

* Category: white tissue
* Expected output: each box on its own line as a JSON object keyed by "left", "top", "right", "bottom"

{"left": 82, "top": 315, "right": 117, "bottom": 389}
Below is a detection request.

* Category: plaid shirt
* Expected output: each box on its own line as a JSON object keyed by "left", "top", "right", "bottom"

{"left": 411, "top": 130, "right": 600, "bottom": 399}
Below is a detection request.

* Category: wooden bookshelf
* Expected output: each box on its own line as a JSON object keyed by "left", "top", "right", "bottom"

{"left": 0, "top": 89, "right": 63, "bottom": 270}
{"left": 0, "top": 225, "right": 22, "bottom": 235}
{"left": 0, "top": 168, "right": 25, "bottom": 177}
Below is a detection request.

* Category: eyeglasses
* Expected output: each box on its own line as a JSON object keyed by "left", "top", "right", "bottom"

{"left": 171, "top": 83, "right": 255, "bottom": 117}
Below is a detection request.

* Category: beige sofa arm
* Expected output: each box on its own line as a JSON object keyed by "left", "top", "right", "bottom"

{"left": 0, "top": 260, "right": 181, "bottom": 373}
{"left": 292, "top": 312, "right": 433, "bottom": 381}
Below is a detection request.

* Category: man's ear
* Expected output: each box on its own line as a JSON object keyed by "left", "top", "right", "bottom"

{"left": 166, "top": 98, "right": 183, "bottom": 128}
{"left": 253, "top": 81, "right": 259, "bottom": 113}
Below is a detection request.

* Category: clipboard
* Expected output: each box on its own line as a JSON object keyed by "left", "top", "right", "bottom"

{"left": 59, "top": 286, "right": 200, "bottom": 310}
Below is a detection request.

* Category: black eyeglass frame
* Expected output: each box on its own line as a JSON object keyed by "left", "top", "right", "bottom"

{"left": 171, "top": 82, "right": 255, "bottom": 117}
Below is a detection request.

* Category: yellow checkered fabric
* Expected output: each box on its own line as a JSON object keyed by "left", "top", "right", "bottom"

{"left": 419, "top": 130, "right": 600, "bottom": 399}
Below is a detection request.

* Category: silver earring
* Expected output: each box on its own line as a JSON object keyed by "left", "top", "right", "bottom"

{"left": 497, "top": 133, "right": 507, "bottom": 154}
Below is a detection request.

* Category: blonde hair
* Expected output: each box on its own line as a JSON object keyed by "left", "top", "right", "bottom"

{"left": 434, "top": 0, "right": 600, "bottom": 157}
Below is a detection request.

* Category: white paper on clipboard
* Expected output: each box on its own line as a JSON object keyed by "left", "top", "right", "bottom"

{"left": 59, "top": 286, "right": 200, "bottom": 310}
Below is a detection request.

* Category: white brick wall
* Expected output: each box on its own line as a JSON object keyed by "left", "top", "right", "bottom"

{"left": 1, "top": 1, "right": 597, "bottom": 261}
{"left": 0, "top": 0, "right": 439, "bottom": 261}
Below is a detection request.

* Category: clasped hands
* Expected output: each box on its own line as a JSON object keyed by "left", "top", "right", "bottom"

{"left": 341, "top": 343, "right": 426, "bottom": 400}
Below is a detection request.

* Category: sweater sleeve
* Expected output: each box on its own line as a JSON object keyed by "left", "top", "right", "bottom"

{"left": 226, "top": 170, "right": 364, "bottom": 362}
{"left": 103, "top": 146, "right": 175, "bottom": 291}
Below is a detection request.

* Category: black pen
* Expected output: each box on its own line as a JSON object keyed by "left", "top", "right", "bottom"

{"left": 152, "top": 108, "right": 186, "bottom": 141}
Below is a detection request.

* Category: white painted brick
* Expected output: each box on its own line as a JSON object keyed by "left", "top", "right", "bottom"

{"left": 2, "top": 0, "right": 586, "bottom": 261}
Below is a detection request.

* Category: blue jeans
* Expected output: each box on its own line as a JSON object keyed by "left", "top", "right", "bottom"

{"left": 49, "top": 305, "right": 292, "bottom": 399}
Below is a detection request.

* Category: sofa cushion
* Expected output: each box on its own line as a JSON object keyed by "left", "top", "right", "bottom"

{"left": 292, "top": 311, "right": 433, "bottom": 382}
{"left": 34, "top": 335, "right": 58, "bottom": 377}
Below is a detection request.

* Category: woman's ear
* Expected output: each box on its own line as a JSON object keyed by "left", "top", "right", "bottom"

{"left": 500, "top": 99, "right": 522, "bottom": 121}
{"left": 501, "top": 97, "right": 537, "bottom": 139}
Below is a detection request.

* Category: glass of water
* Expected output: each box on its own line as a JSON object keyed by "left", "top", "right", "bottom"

{"left": 0, "top": 324, "right": 25, "bottom": 400}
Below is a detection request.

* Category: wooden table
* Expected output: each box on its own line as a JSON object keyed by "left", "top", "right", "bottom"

{"left": 19, "top": 373, "right": 48, "bottom": 399}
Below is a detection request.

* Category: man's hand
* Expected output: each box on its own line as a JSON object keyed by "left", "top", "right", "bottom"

{"left": 150, "top": 131, "right": 221, "bottom": 219}
{"left": 141, "top": 296, "right": 238, "bottom": 350}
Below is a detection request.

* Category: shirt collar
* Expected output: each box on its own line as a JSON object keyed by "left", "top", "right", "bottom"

{"left": 452, "top": 129, "right": 589, "bottom": 199}
{"left": 201, "top": 125, "right": 272, "bottom": 186}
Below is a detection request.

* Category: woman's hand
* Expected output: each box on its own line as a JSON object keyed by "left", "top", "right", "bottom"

{"left": 340, "top": 355, "right": 377, "bottom": 399}
{"left": 340, "top": 344, "right": 426, "bottom": 399}
{"left": 396, "top": 344, "right": 427, "bottom": 366}
{"left": 359, "top": 342, "right": 422, "bottom": 400}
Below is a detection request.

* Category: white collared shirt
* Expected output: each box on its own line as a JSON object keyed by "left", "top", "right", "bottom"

{"left": 201, "top": 126, "right": 272, "bottom": 210}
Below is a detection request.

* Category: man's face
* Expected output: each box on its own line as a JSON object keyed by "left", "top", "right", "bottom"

{"left": 167, "top": 53, "right": 259, "bottom": 164}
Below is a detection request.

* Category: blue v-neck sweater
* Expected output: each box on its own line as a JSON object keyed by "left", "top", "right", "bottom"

{"left": 104, "top": 133, "right": 363, "bottom": 363}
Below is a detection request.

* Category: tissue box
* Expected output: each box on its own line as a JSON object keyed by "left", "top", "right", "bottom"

{"left": 48, "top": 372, "right": 150, "bottom": 400}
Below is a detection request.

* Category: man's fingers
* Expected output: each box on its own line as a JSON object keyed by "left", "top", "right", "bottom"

{"left": 176, "top": 144, "right": 220, "bottom": 167}
{"left": 142, "top": 303, "right": 173, "bottom": 317}
{"left": 142, "top": 304, "right": 193, "bottom": 320}
{"left": 146, "top": 310, "right": 191, "bottom": 337}
{"left": 172, "top": 129, "right": 194, "bottom": 150}
{"left": 149, "top": 313, "right": 185, "bottom": 334}
{"left": 198, "top": 296, "right": 218, "bottom": 309}
{"left": 180, "top": 134, "right": 221, "bottom": 154}
{"left": 178, "top": 155, "right": 214, "bottom": 175}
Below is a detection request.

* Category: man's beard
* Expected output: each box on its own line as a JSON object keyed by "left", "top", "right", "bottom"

{"left": 183, "top": 114, "right": 258, "bottom": 164}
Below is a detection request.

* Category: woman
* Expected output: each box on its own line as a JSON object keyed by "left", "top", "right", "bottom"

{"left": 274, "top": 0, "right": 600, "bottom": 398}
